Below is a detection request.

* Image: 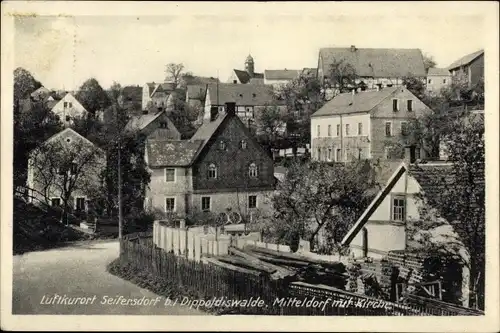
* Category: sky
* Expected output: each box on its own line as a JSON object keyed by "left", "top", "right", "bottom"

{"left": 13, "top": 5, "right": 488, "bottom": 91}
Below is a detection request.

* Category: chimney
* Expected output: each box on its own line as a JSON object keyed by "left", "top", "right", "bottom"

{"left": 404, "top": 145, "right": 416, "bottom": 164}
{"left": 350, "top": 45, "right": 356, "bottom": 52}
{"left": 225, "top": 102, "right": 236, "bottom": 116}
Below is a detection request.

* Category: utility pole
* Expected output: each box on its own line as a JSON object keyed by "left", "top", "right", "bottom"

{"left": 116, "top": 104, "right": 124, "bottom": 250}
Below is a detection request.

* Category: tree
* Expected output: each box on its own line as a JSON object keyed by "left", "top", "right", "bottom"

{"left": 326, "top": 59, "right": 359, "bottom": 95}
{"left": 255, "top": 104, "right": 288, "bottom": 153}
{"left": 407, "top": 112, "right": 485, "bottom": 309}
{"left": 75, "top": 78, "right": 111, "bottom": 113}
{"left": 423, "top": 54, "right": 437, "bottom": 72}
{"left": 164, "top": 63, "right": 185, "bottom": 89}
{"left": 28, "top": 134, "right": 106, "bottom": 225}
{"left": 14, "top": 98, "right": 63, "bottom": 188}
{"left": 267, "top": 160, "right": 379, "bottom": 251}
{"left": 402, "top": 74, "right": 427, "bottom": 100}
{"left": 14, "top": 67, "right": 42, "bottom": 103}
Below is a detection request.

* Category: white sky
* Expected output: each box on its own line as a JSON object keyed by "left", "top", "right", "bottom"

{"left": 12, "top": 3, "right": 488, "bottom": 91}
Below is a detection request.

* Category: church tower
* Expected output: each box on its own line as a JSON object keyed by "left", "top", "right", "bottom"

{"left": 245, "top": 54, "right": 255, "bottom": 78}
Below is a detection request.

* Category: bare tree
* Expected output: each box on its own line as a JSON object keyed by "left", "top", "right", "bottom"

{"left": 164, "top": 63, "right": 185, "bottom": 88}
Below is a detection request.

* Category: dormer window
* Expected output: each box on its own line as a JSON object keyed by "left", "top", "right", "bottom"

{"left": 159, "top": 121, "right": 168, "bottom": 128}
{"left": 248, "top": 163, "right": 258, "bottom": 178}
{"left": 240, "top": 140, "right": 247, "bottom": 149}
{"left": 207, "top": 163, "right": 217, "bottom": 179}
{"left": 219, "top": 140, "right": 226, "bottom": 150}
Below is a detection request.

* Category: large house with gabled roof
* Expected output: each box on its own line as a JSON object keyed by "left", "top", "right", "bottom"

{"left": 142, "top": 82, "right": 176, "bottom": 110}
{"left": 447, "top": 49, "right": 484, "bottom": 89}
{"left": 317, "top": 46, "right": 427, "bottom": 90}
{"left": 144, "top": 102, "right": 276, "bottom": 219}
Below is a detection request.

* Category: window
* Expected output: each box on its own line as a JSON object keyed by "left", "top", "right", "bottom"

{"left": 240, "top": 140, "right": 247, "bottom": 149}
{"left": 345, "top": 124, "right": 350, "bottom": 136}
{"left": 159, "top": 121, "right": 168, "bottom": 128}
{"left": 69, "top": 163, "right": 78, "bottom": 175}
{"left": 219, "top": 140, "right": 226, "bottom": 150}
{"left": 328, "top": 148, "right": 332, "bottom": 161}
{"left": 345, "top": 149, "right": 350, "bottom": 161}
{"left": 317, "top": 125, "right": 321, "bottom": 137}
{"left": 392, "top": 195, "right": 406, "bottom": 221}
{"left": 328, "top": 125, "right": 332, "bottom": 136}
{"left": 317, "top": 148, "right": 321, "bottom": 161}
{"left": 401, "top": 122, "right": 408, "bottom": 136}
{"left": 407, "top": 100, "right": 413, "bottom": 112}
{"left": 75, "top": 197, "right": 86, "bottom": 211}
{"left": 68, "top": 102, "right": 72, "bottom": 108}
{"left": 336, "top": 149, "right": 342, "bottom": 162}
{"left": 248, "top": 163, "right": 258, "bottom": 178}
{"left": 202, "top": 197, "right": 211, "bottom": 212}
{"left": 248, "top": 195, "right": 257, "bottom": 209}
{"left": 428, "top": 79, "right": 432, "bottom": 84}
{"left": 443, "top": 79, "right": 447, "bottom": 84}
{"left": 207, "top": 163, "right": 217, "bottom": 179}
{"left": 358, "top": 148, "right": 364, "bottom": 159}
{"left": 65, "top": 115, "right": 70, "bottom": 122}
{"left": 385, "top": 122, "right": 392, "bottom": 137}
{"left": 51, "top": 198, "right": 61, "bottom": 207}
{"left": 165, "top": 198, "right": 175, "bottom": 212}
{"left": 252, "top": 93, "right": 256, "bottom": 98}
{"left": 336, "top": 124, "right": 340, "bottom": 136}
{"left": 165, "top": 168, "right": 175, "bottom": 182}
{"left": 358, "top": 122, "right": 363, "bottom": 135}
{"left": 63, "top": 102, "right": 68, "bottom": 108}
{"left": 233, "top": 80, "right": 237, "bottom": 84}
{"left": 392, "top": 99, "right": 399, "bottom": 112}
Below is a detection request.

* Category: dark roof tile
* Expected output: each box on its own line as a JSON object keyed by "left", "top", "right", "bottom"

{"left": 146, "top": 139, "right": 204, "bottom": 167}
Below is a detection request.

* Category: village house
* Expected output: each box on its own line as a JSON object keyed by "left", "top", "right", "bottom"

{"left": 310, "top": 86, "right": 431, "bottom": 162}
{"left": 317, "top": 46, "right": 427, "bottom": 90}
{"left": 26, "top": 128, "right": 106, "bottom": 214}
{"left": 30, "top": 86, "right": 51, "bottom": 102}
{"left": 202, "top": 82, "right": 286, "bottom": 132}
{"left": 144, "top": 102, "right": 276, "bottom": 220}
{"left": 142, "top": 81, "right": 176, "bottom": 110}
{"left": 50, "top": 93, "right": 88, "bottom": 127}
{"left": 447, "top": 49, "right": 484, "bottom": 88}
{"left": 227, "top": 55, "right": 264, "bottom": 84}
{"left": 340, "top": 147, "right": 483, "bottom": 307}
{"left": 263, "top": 69, "right": 302, "bottom": 87}
{"left": 124, "top": 108, "right": 181, "bottom": 140}
{"left": 426, "top": 68, "right": 452, "bottom": 95}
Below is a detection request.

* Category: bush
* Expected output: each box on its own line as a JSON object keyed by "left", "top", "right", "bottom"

{"left": 124, "top": 208, "right": 156, "bottom": 234}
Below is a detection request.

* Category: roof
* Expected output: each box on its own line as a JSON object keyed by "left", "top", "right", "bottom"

{"left": 30, "top": 86, "right": 50, "bottom": 98}
{"left": 311, "top": 86, "right": 399, "bottom": 117}
{"left": 206, "top": 83, "right": 279, "bottom": 106}
{"left": 448, "top": 49, "right": 484, "bottom": 70}
{"left": 319, "top": 47, "right": 426, "bottom": 78}
{"left": 302, "top": 68, "right": 318, "bottom": 77}
{"left": 146, "top": 82, "right": 156, "bottom": 95}
{"left": 264, "top": 69, "right": 302, "bottom": 80}
{"left": 145, "top": 139, "right": 204, "bottom": 167}
{"left": 124, "top": 111, "right": 164, "bottom": 132}
{"left": 249, "top": 78, "right": 265, "bottom": 85}
{"left": 427, "top": 68, "right": 451, "bottom": 76}
{"left": 151, "top": 82, "right": 175, "bottom": 96}
{"left": 232, "top": 69, "right": 264, "bottom": 84}
{"left": 186, "top": 84, "right": 207, "bottom": 100}
{"left": 121, "top": 86, "right": 142, "bottom": 102}
{"left": 44, "top": 128, "right": 100, "bottom": 149}
{"left": 182, "top": 75, "right": 219, "bottom": 86}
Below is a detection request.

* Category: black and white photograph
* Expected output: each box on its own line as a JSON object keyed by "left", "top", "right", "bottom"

{"left": 1, "top": 1, "right": 499, "bottom": 331}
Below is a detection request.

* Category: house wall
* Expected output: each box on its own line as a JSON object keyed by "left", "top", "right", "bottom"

{"left": 192, "top": 116, "right": 275, "bottom": 192}
{"left": 370, "top": 87, "right": 429, "bottom": 160}
{"left": 51, "top": 94, "right": 87, "bottom": 127}
{"left": 145, "top": 167, "right": 193, "bottom": 216}
{"left": 151, "top": 91, "right": 169, "bottom": 108}
{"left": 426, "top": 75, "right": 452, "bottom": 94}
{"left": 190, "top": 190, "right": 274, "bottom": 217}
{"left": 469, "top": 53, "right": 484, "bottom": 87}
{"left": 311, "top": 113, "right": 371, "bottom": 161}
{"left": 227, "top": 71, "right": 241, "bottom": 84}
{"left": 349, "top": 171, "right": 422, "bottom": 259}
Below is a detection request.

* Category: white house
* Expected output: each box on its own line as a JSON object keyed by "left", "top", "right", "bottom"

{"left": 50, "top": 93, "right": 88, "bottom": 127}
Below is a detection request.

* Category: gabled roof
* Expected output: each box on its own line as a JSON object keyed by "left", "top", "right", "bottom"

{"left": 264, "top": 69, "right": 302, "bottom": 81}
{"left": 145, "top": 139, "right": 204, "bottom": 167}
{"left": 341, "top": 162, "right": 470, "bottom": 246}
{"left": 145, "top": 82, "right": 156, "bottom": 95}
{"left": 319, "top": 47, "right": 426, "bottom": 78}
{"left": 427, "top": 68, "right": 451, "bottom": 76}
{"left": 206, "top": 83, "right": 279, "bottom": 106}
{"left": 232, "top": 69, "right": 264, "bottom": 84}
{"left": 249, "top": 78, "right": 265, "bottom": 85}
{"left": 43, "top": 128, "right": 100, "bottom": 149}
{"left": 124, "top": 111, "right": 165, "bottom": 132}
{"left": 311, "top": 86, "right": 399, "bottom": 117}
{"left": 448, "top": 49, "right": 484, "bottom": 70}
{"left": 151, "top": 82, "right": 175, "bottom": 96}
{"left": 30, "top": 86, "right": 50, "bottom": 98}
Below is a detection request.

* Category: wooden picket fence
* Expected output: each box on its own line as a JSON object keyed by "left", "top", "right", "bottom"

{"left": 119, "top": 233, "right": 484, "bottom": 316}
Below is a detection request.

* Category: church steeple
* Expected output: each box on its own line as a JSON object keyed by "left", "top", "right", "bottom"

{"left": 245, "top": 54, "right": 255, "bottom": 78}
